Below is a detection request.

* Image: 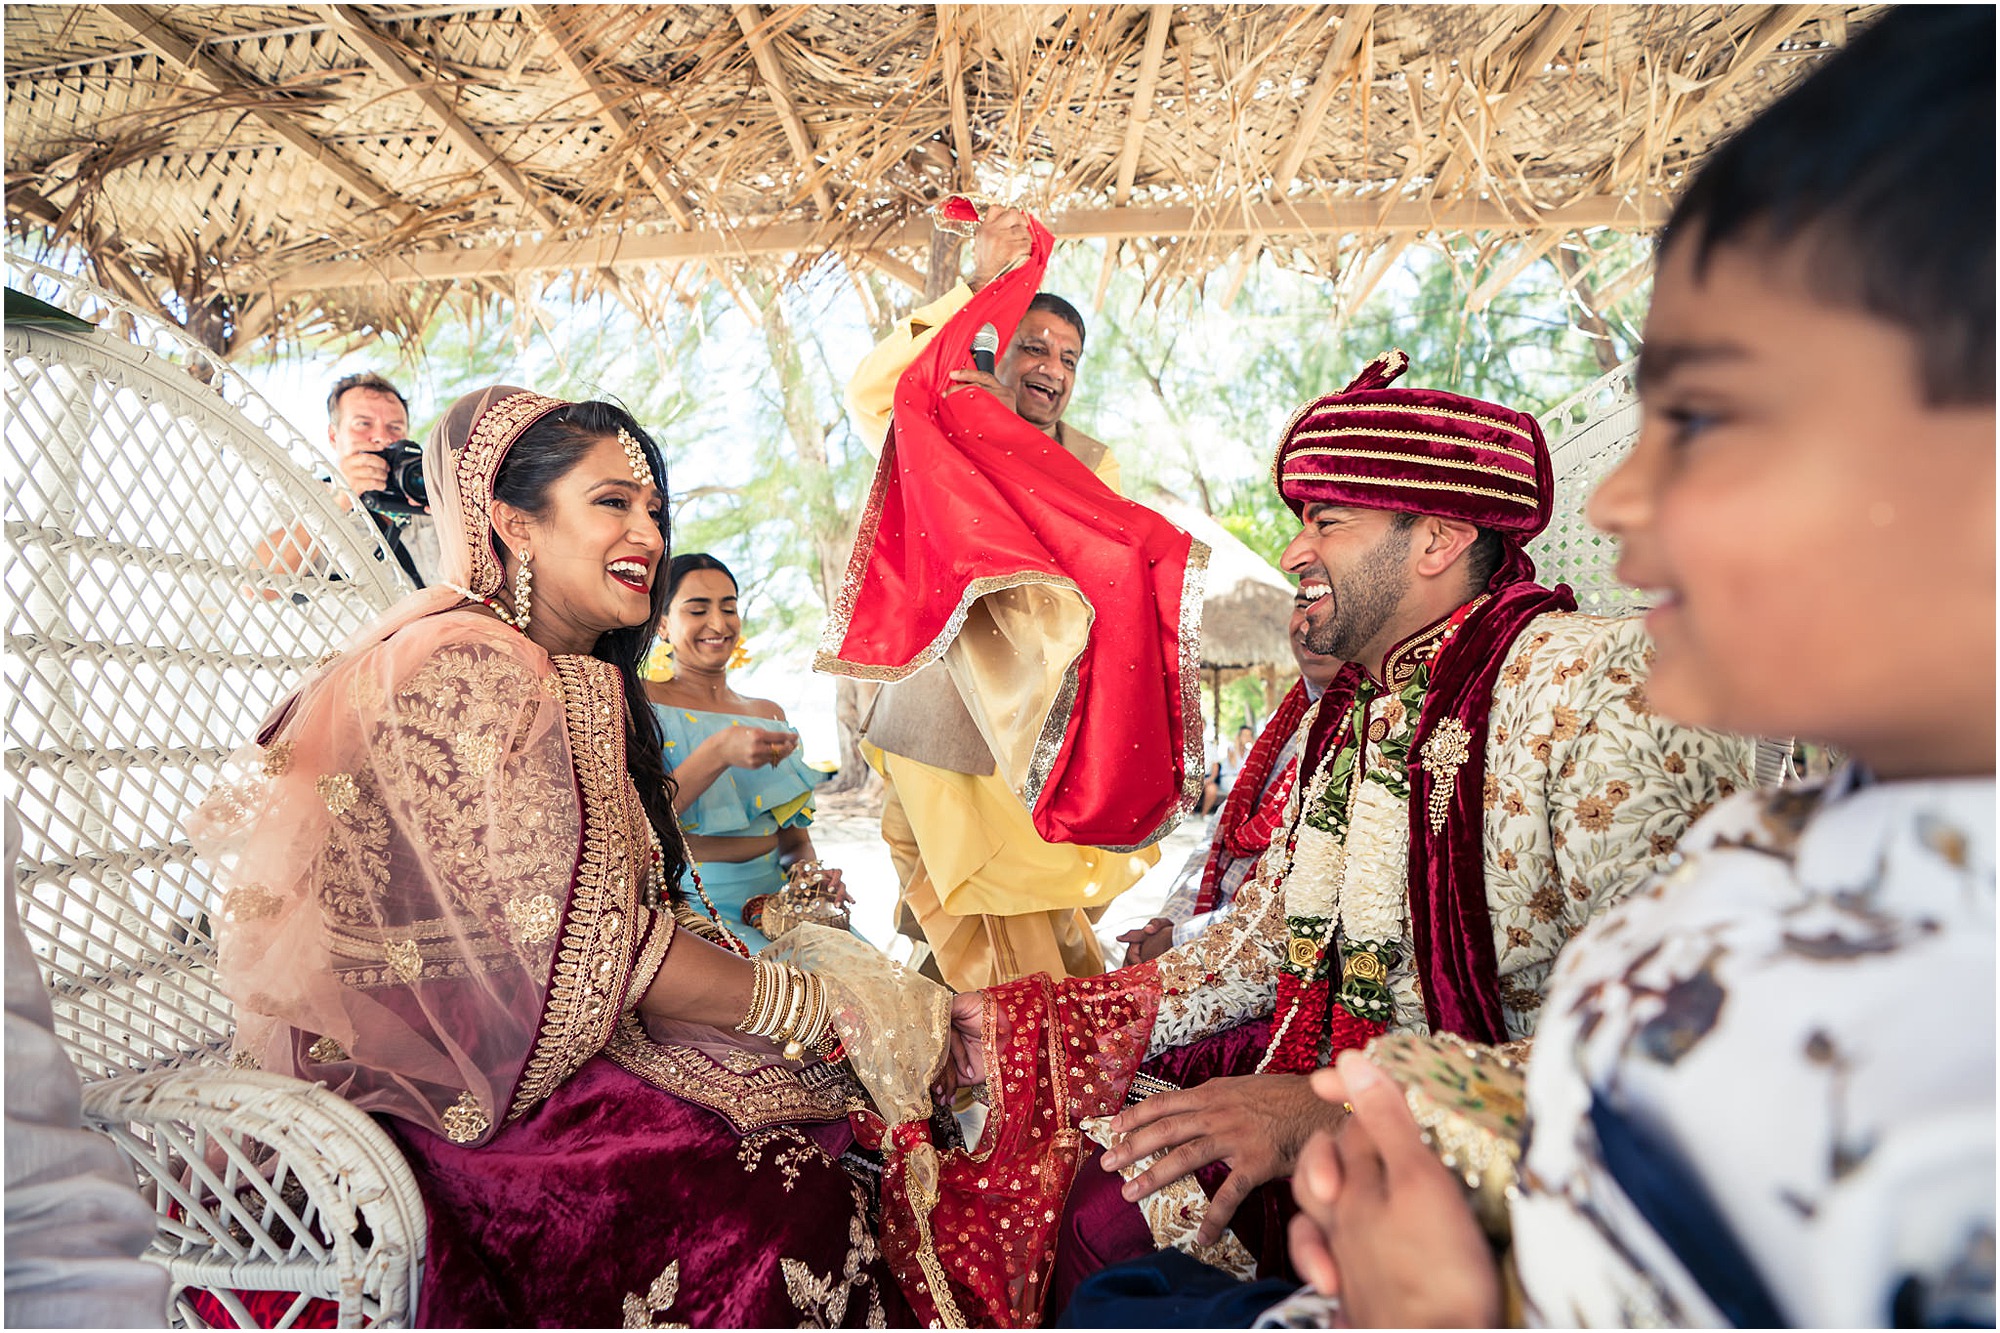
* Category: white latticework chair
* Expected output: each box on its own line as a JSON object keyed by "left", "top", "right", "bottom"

{"left": 1528, "top": 360, "right": 1792, "bottom": 787}
{"left": 5, "top": 256, "right": 427, "bottom": 1326}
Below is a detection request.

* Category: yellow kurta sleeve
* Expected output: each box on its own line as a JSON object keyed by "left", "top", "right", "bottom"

{"left": 844, "top": 282, "right": 975, "bottom": 451}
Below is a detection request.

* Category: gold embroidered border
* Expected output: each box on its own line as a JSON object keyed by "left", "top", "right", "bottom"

{"left": 1286, "top": 424, "right": 1537, "bottom": 462}
{"left": 508, "top": 656, "right": 637, "bottom": 1121}
{"left": 1284, "top": 445, "right": 1537, "bottom": 486}
{"left": 625, "top": 908, "right": 675, "bottom": 1012}
{"left": 1278, "top": 470, "right": 1539, "bottom": 509}
{"left": 1268, "top": 396, "right": 1322, "bottom": 491}
{"left": 814, "top": 437, "right": 899, "bottom": 672}
{"left": 1108, "top": 534, "right": 1210, "bottom": 852}
{"left": 1302, "top": 402, "right": 1536, "bottom": 446}
{"left": 602, "top": 1015, "right": 851, "bottom": 1132}
{"left": 454, "top": 392, "right": 567, "bottom": 596}
{"left": 814, "top": 570, "right": 1088, "bottom": 683}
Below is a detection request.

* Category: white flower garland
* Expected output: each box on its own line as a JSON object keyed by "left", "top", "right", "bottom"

{"left": 1337, "top": 772, "right": 1411, "bottom": 947}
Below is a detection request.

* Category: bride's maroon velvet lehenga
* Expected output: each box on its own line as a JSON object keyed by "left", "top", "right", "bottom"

{"left": 190, "top": 385, "right": 911, "bottom": 1328}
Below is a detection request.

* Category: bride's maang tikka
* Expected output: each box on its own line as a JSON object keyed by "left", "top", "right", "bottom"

{"left": 618, "top": 427, "right": 656, "bottom": 488}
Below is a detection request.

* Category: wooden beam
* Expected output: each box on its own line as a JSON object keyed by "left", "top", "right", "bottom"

{"left": 524, "top": 5, "right": 695, "bottom": 229}
{"left": 316, "top": 4, "right": 562, "bottom": 231}
{"left": 1113, "top": 5, "right": 1174, "bottom": 205}
{"left": 100, "top": 5, "right": 411, "bottom": 222}
{"left": 938, "top": 5, "right": 974, "bottom": 188}
{"left": 264, "top": 192, "right": 1673, "bottom": 294}
{"left": 865, "top": 251, "right": 926, "bottom": 295}
{"left": 731, "top": 4, "right": 839, "bottom": 219}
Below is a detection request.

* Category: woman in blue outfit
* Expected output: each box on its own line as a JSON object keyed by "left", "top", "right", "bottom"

{"left": 643, "top": 553, "right": 843, "bottom": 949}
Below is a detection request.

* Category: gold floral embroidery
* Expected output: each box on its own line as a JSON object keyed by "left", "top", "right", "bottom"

{"left": 223, "top": 884, "right": 282, "bottom": 922}
{"left": 504, "top": 893, "right": 560, "bottom": 944}
{"left": 622, "top": 1259, "right": 690, "bottom": 1329}
{"left": 385, "top": 938, "right": 422, "bottom": 982}
{"left": 307, "top": 1035, "right": 347, "bottom": 1063}
{"left": 317, "top": 773, "right": 359, "bottom": 815}
{"left": 603, "top": 1015, "right": 850, "bottom": 1132}
{"left": 261, "top": 741, "right": 294, "bottom": 777}
{"left": 779, "top": 1194, "right": 888, "bottom": 1327}
{"left": 456, "top": 392, "right": 568, "bottom": 595}
{"left": 455, "top": 727, "right": 503, "bottom": 776}
{"left": 348, "top": 667, "right": 384, "bottom": 711}
{"left": 737, "top": 1126, "right": 821, "bottom": 1191}
{"left": 230, "top": 1049, "right": 260, "bottom": 1069}
{"left": 441, "top": 1090, "right": 489, "bottom": 1143}
{"left": 508, "top": 655, "right": 640, "bottom": 1122}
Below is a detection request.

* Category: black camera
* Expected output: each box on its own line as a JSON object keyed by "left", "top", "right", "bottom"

{"left": 361, "top": 440, "right": 427, "bottom": 517}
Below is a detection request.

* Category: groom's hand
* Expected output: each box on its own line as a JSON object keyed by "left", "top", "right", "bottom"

{"left": 933, "top": 990, "right": 987, "bottom": 1101}
{"left": 1097, "top": 1073, "right": 1346, "bottom": 1245}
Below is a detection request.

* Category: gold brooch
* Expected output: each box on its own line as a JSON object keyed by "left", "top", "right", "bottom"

{"left": 1421, "top": 719, "right": 1474, "bottom": 834}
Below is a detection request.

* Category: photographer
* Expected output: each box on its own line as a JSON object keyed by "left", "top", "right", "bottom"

{"left": 257, "top": 372, "right": 438, "bottom": 589}
{"left": 323, "top": 372, "right": 436, "bottom": 587}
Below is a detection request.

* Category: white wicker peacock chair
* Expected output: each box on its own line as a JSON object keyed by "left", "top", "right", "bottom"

{"left": 1527, "top": 359, "right": 1791, "bottom": 787}
{"left": 1526, "top": 360, "right": 1644, "bottom": 617}
{"left": 5, "top": 255, "right": 426, "bottom": 1327}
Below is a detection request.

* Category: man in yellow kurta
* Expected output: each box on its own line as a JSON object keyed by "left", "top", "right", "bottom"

{"left": 845, "top": 208, "right": 1155, "bottom": 989}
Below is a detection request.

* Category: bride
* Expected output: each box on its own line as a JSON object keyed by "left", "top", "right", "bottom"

{"left": 192, "top": 385, "right": 914, "bottom": 1327}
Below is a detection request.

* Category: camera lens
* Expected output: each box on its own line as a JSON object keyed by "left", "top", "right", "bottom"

{"left": 397, "top": 455, "right": 427, "bottom": 506}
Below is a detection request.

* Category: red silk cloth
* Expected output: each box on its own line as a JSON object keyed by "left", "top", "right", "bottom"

{"left": 882, "top": 964, "right": 1162, "bottom": 1327}
{"left": 1195, "top": 677, "right": 1314, "bottom": 914}
{"left": 817, "top": 216, "right": 1203, "bottom": 849}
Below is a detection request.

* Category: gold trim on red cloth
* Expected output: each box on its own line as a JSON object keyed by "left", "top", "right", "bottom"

{"left": 1286, "top": 444, "right": 1538, "bottom": 484}
{"left": 1280, "top": 470, "right": 1540, "bottom": 510}
{"left": 1300, "top": 400, "right": 1537, "bottom": 445}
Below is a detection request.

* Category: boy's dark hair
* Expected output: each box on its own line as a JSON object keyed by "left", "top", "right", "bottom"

{"left": 1661, "top": 6, "right": 1994, "bottom": 405}
{"left": 1028, "top": 292, "right": 1087, "bottom": 349}
{"left": 326, "top": 371, "right": 410, "bottom": 421}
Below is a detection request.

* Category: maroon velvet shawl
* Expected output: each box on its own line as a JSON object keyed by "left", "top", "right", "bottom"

{"left": 1299, "top": 548, "right": 1575, "bottom": 1044}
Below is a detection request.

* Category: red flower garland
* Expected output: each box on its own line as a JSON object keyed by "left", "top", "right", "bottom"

{"left": 1195, "top": 679, "right": 1312, "bottom": 915}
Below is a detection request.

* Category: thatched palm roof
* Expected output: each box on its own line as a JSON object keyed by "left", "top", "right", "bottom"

{"left": 6, "top": 4, "right": 1876, "bottom": 353}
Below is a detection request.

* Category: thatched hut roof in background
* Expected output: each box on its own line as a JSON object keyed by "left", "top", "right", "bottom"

{"left": 6, "top": 4, "right": 1877, "bottom": 354}
{"left": 1159, "top": 501, "right": 1294, "bottom": 671}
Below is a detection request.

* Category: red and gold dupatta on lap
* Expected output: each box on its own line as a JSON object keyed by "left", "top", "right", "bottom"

{"left": 814, "top": 215, "right": 1207, "bottom": 850}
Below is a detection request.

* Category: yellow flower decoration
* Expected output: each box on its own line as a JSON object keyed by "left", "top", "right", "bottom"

{"left": 728, "top": 641, "right": 753, "bottom": 671}
{"left": 641, "top": 639, "right": 675, "bottom": 682}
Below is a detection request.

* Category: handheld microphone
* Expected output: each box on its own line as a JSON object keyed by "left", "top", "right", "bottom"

{"left": 972, "top": 323, "right": 1000, "bottom": 375}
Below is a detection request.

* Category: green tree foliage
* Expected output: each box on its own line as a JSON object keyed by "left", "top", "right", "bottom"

{"left": 269, "top": 231, "right": 1651, "bottom": 755}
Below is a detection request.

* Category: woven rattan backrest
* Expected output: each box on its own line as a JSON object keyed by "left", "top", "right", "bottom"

{"left": 1525, "top": 361, "right": 1641, "bottom": 615}
{"left": 5, "top": 259, "right": 405, "bottom": 1081}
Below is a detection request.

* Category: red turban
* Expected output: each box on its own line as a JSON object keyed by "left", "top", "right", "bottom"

{"left": 1272, "top": 349, "right": 1554, "bottom": 539}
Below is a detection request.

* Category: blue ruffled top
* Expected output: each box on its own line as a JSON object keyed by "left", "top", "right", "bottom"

{"left": 654, "top": 704, "right": 831, "bottom": 837}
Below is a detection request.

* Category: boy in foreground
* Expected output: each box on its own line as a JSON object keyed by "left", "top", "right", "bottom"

{"left": 1291, "top": 7, "right": 1994, "bottom": 1325}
